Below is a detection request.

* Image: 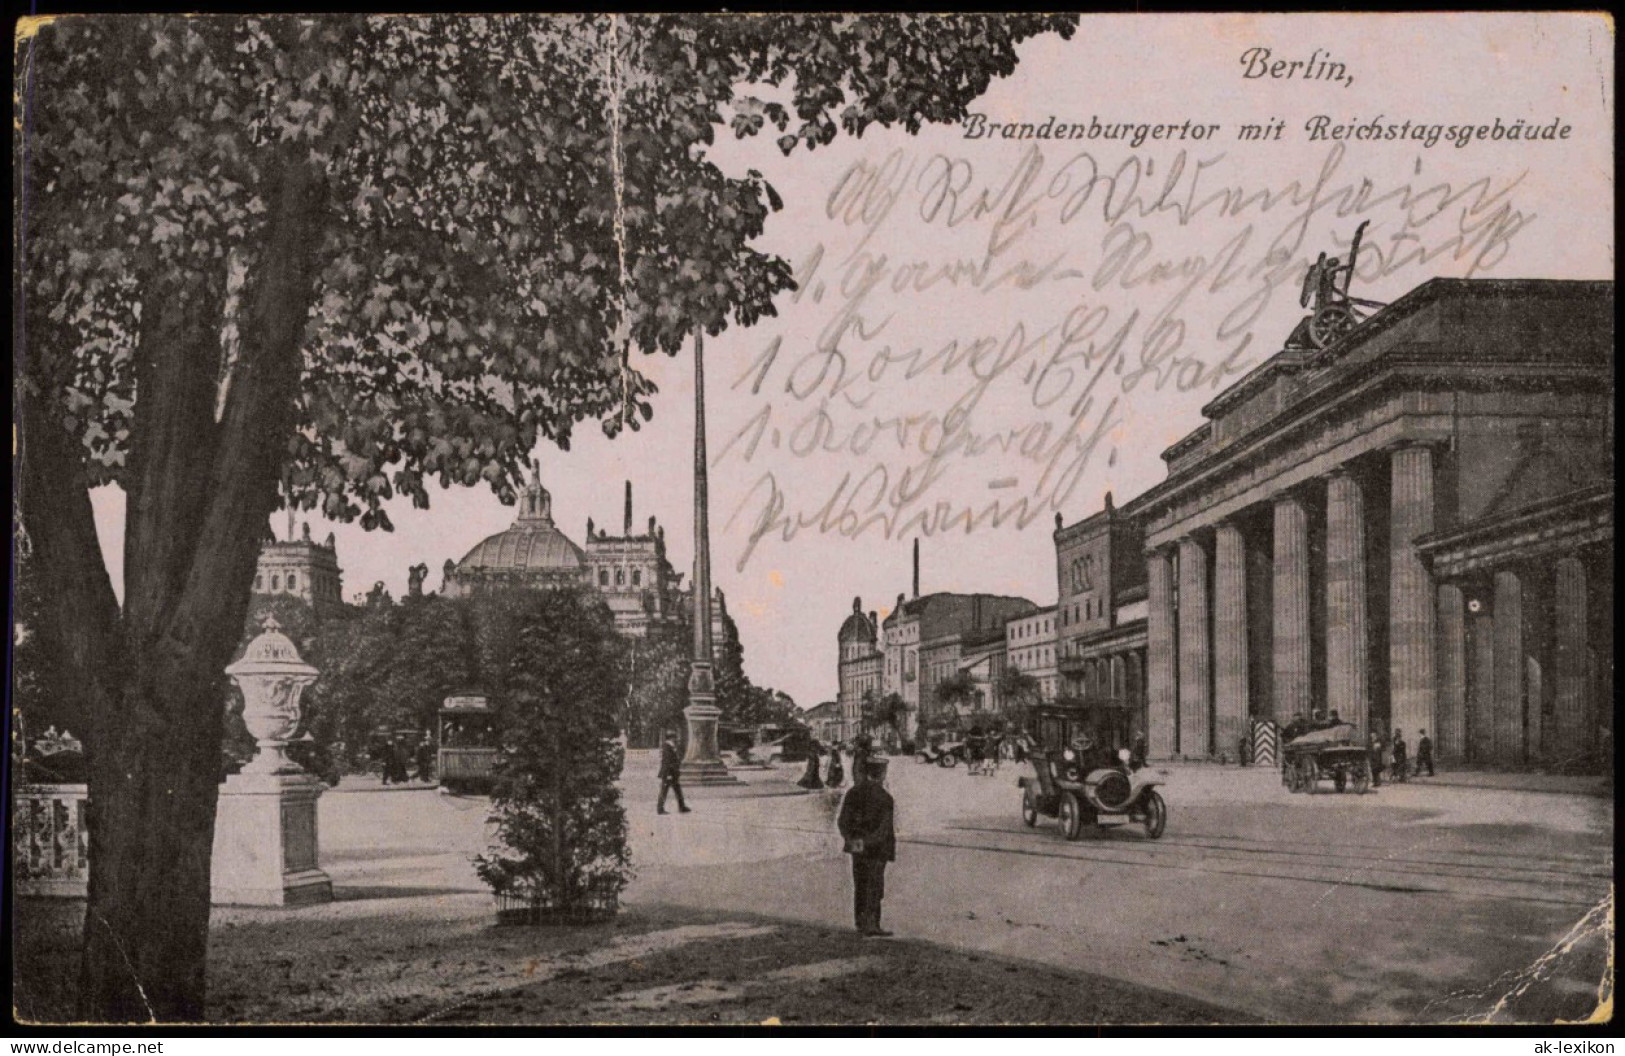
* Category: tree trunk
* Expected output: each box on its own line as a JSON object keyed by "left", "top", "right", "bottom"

{"left": 62, "top": 155, "right": 323, "bottom": 1022}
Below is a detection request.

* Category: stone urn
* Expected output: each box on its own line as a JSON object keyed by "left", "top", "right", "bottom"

{"left": 226, "top": 615, "right": 318, "bottom": 776}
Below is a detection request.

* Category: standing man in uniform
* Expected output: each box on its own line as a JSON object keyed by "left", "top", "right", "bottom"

{"left": 838, "top": 759, "right": 896, "bottom": 937}
{"left": 657, "top": 730, "right": 691, "bottom": 815}
{"left": 1415, "top": 729, "right": 1435, "bottom": 777}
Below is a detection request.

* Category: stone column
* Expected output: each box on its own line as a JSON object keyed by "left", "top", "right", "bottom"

{"left": 1324, "top": 470, "right": 1369, "bottom": 731}
{"left": 1177, "top": 537, "right": 1212, "bottom": 759}
{"left": 1551, "top": 557, "right": 1589, "bottom": 766}
{"left": 1146, "top": 549, "right": 1178, "bottom": 758}
{"left": 1272, "top": 495, "right": 1311, "bottom": 722}
{"left": 1492, "top": 569, "right": 1524, "bottom": 765}
{"left": 1468, "top": 604, "right": 1496, "bottom": 762}
{"left": 1389, "top": 443, "right": 1438, "bottom": 743}
{"left": 1436, "top": 583, "right": 1467, "bottom": 761}
{"left": 682, "top": 331, "right": 737, "bottom": 785}
{"left": 1213, "top": 522, "right": 1249, "bottom": 762}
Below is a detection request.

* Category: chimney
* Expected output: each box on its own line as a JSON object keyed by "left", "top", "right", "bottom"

{"left": 912, "top": 538, "right": 920, "bottom": 598}
{"left": 624, "top": 481, "right": 633, "bottom": 535}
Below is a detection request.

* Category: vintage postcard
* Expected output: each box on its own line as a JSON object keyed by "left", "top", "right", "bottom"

{"left": 11, "top": 12, "right": 1614, "bottom": 1030}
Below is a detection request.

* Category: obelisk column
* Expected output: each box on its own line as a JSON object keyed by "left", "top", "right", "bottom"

{"left": 1272, "top": 494, "right": 1312, "bottom": 722}
{"left": 1389, "top": 442, "right": 1438, "bottom": 743}
{"left": 1212, "top": 522, "right": 1249, "bottom": 762}
{"left": 1551, "top": 557, "right": 1589, "bottom": 766}
{"left": 1492, "top": 569, "right": 1524, "bottom": 765}
{"left": 682, "top": 331, "right": 737, "bottom": 784}
{"left": 1177, "top": 536, "right": 1212, "bottom": 759}
{"left": 1146, "top": 548, "right": 1178, "bottom": 758}
{"left": 1436, "top": 583, "right": 1467, "bottom": 762}
{"left": 1324, "top": 470, "right": 1369, "bottom": 732}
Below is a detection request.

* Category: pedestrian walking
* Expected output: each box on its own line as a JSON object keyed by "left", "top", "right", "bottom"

{"left": 852, "top": 733, "right": 873, "bottom": 781}
{"left": 1391, "top": 731, "right": 1408, "bottom": 783}
{"left": 1416, "top": 729, "right": 1435, "bottom": 777}
{"left": 413, "top": 732, "right": 435, "bottom": 783}
{"left": 657, "top": 730, "right": 691, "bottom": 814}
{"left": 838, "top": 758, "right": 896, "bottom": 937}
{"left": 826, "top": 745, "right": 846, "bottom": 788}
{"left": 383, "top": 736, "right": 411, "bottom": 785}
{"left": 797, "top": 740, "right": 825, "bottom": 790}
{"left": 1369, "top": 734, "right": 1386, "bottom": 788}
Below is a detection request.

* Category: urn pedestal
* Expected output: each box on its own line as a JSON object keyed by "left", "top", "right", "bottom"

{"left": 211, "top": 617, "right": 333, "bottom": 906}
{"left": 212, "top": 770, "right": 332, "bottom": 906}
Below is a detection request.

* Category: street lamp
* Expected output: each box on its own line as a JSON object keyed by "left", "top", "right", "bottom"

{"left": 680, "top": 331, "right": 738, "bottom": 785}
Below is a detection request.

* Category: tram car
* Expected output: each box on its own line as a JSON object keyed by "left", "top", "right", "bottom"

{"left": 438, "top": 694, "right": 498, "bottom": 792}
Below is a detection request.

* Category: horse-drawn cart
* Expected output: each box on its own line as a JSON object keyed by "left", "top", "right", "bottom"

{"left": 1281, "top": 722, "right": 1371, "bottom": 794}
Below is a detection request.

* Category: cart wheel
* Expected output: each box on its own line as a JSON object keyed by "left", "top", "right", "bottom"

{"left": 1142, "top": 790, "right": 1167, "bottom": 840}
{"left": 941, "top": 753, "right": 959, "bottom": 768}
{"left": 1021, "top": 788, "right": 1039, "bottom": 827}
{"left": 1059, "top": 792, "right": 1085, "bottom": 841}
{"left": 1350, "top": 761, "right": 1372, "bottom": 795}
{"left": 1305, "top": 759, "right": 1320, "bottom": 795}
{"left": 1310, "top": 303, "right": 1358, "bottom": 348}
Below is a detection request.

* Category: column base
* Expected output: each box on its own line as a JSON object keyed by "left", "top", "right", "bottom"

{"left": 679, "top": 760, "right": 742, "bottom": 785}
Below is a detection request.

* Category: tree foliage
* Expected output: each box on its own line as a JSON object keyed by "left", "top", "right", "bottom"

{"left": 621, "top": 631, "right": 691, "bottom": 749}
{"left": 474, "top": 588, "right": 630, "bottom": 914}
{"left": 16, "top": 11, "right": 1076, "bottom": 1021}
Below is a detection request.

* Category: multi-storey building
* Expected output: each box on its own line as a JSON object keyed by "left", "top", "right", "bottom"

{"left": 1054, "top": 493, "right": 1151, "bottom": 742}
{"left": 441, "top": 468, "right": 687, "bottom": 640}
{"left": 253, "top": 521, "right": 345, "bottom": 615}
{"left": 837, "top": 598, "right": 885, "bottom": 740}
{"left": 1005, "top": 606, "right": 1059, "bottom": 703}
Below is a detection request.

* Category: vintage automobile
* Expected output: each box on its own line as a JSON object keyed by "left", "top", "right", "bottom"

{"left": 915, "top": 739, "right": 967, "bottom": 767}
{"left": 1281, "top": 722, "right": 1372, "bottom": 794}
{"left": 1018, "top": 745, "right": 1167, "bottom": 840}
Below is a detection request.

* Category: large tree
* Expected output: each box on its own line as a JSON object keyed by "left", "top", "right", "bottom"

{"left": 15, "top": 13, "right": 1076, "bottom": 1020}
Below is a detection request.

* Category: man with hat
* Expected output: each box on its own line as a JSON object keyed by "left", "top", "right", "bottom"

{"left": 837, "top": 757, "right": 896, "bottom": 937}
{"left": 657, "top": 730, "right": 691, "bottom": 815}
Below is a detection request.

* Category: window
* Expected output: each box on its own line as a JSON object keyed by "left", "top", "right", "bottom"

{"left": 632, "top": 569, "right": 641, "bottom": 586}
{"left": 600, "top": 570, "right": 610, "bottom": 586}
{"left": 255, "top": 576, "right": 263, "bottom": 591}
{"left": 287, "top": 573, "right": 297, "bottom": 591}
{"left": 616, "top": 568, "right": 625, "bottom": 586}
{"left": 271, "top": 575, "right": 280, "bottom": 590}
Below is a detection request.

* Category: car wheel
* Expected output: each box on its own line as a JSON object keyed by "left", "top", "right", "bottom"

{"left": 1059, "top": 792, "right": 1085, "bottom": 841}
{"left": 1021, "top": 788, "right": 1039, "bottom": 828}
{"left": 1142, "top": 791, "right": 1167, "bottom": 840}
{"left": 940, "top": 754, "right": 958, "bottom": 768}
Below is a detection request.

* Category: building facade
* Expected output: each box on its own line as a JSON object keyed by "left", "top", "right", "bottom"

{"left": 253, "top": 521, "right": 344, "bottom": 615}
{"left": 1054, "top": 495, "right": 1151, "bottom": 744}
{"left": 837, "top": 598, "right": 885, "bottom": 741}
{"left": 1005, "top": 606, "right": 1059, "bottom": 702}
{"left": 442, "top": 467, "right": 687, "bottom": 640}
{"left": 1134, "top": 279, "right": 1612, "bottom": 766}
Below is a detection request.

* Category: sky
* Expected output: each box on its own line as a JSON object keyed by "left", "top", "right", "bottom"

{"left": 87, "top": 13, "right": 1614, "bottom": 709}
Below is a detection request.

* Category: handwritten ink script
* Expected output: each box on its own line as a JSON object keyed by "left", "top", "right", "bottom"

{"left": 721, "top": 141, "right": 1535, "bottom": 571}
